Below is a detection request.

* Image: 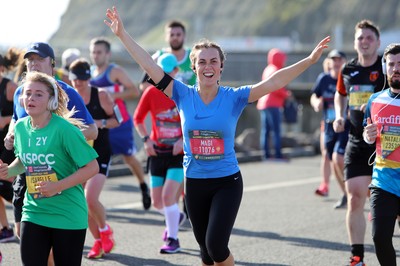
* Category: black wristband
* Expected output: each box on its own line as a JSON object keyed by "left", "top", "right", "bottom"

{"left": 142, "top": 136, "right": 150, "bottom": 142}
{"left": 141, "top": 73, "right": 149, "bottom": 83}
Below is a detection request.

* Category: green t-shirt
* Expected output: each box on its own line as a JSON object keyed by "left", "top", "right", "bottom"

{"left": 14, "top": 114, "right": 98, "bottom": 230}
{"left": 154, "top": 48, "right": 196, "bottom": 86}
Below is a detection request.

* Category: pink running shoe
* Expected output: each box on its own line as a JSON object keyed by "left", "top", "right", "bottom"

{"left": 100, "top": 224, "right": 115, "bottom": 253}
{"left": 87, "top": 239, "right": 104, "bottom": 259}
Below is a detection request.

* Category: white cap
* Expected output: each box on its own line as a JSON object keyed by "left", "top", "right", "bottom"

{"left": 61, "top": 48, "right": 81, "bottom": 70}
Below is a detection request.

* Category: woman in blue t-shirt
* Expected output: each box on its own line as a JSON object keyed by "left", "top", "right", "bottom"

{"left": 105, "top": 6, "right": 330, "bottom": 265}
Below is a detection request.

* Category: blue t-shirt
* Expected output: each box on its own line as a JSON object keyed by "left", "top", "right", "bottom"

{"left": 311, "top": 72, "right": 337, "bottom": 123}
{"left": 13, "top": 80, "right": 94, "bottom": 124}
{"left": 171, "top": 80, "right": 251, "bottom": 178}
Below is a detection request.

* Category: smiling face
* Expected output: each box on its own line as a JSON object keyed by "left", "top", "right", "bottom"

{"left": 193, "top": 48, "right": 222, "bottom": 87}
{"left": 21, "top": 80, "right": 51, "bottom": 117}
{"left": 354, "top": 28, "right": 380, "bottom": 59}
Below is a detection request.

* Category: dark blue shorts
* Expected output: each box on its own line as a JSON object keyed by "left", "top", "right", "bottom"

{"left": 324, "top": 122, "right": 349, "bottom": 160}
{"left": 109, "top": 117, "right": 137, "bottom": 156}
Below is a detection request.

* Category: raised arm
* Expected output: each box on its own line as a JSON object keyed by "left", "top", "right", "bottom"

{"left": 104, "top": 7, "right": 173, "bottom": 97}
{"left": 248, "top": 36, "right": 330, "bottom": 103}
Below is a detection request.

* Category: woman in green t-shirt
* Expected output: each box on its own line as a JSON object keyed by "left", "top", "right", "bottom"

{"left": 0, "top": 71, "right": 98, "bottom": 266}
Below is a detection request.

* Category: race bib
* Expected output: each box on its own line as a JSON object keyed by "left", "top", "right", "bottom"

{"left": 189, "top": 130, "right": 224, "bottom": 160}
{"left": 349, "top": 92, "right": 372, "bottom": 109}
{"left": 156, "top": 121, "right": 182, "bottom": 146}
{"left": 348, "top": 85, "right": 374, "bottom": 110}
{"left": 26, "top": 165, "right": 58, "bottom": 199}
{"left": 380, "top": 125, "right": 400, "bottom": 160}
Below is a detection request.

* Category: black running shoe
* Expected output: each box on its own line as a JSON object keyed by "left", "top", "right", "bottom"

{"left": 141, "top": 183, "right": 151, "bottom": 210}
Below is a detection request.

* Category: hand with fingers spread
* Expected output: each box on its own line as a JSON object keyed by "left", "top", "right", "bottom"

{"left": 308, "top": 36, "right": 331, "bottom": 64}
{"left": 104, "top": 6, "right": 125, "bottom": 37}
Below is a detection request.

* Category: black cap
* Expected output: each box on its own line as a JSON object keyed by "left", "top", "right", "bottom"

{"left": 69, "top": 64, "right": 91, "bottom": 81}
{"left": 327, "top": 49, "right": 346, "bottom": 59}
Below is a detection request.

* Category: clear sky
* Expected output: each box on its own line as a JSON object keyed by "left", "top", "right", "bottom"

{"left": 0, "top": 0, "right": 70, "bottom": 49}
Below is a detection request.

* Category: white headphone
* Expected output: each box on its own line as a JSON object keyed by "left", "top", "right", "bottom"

{"left": 382, "top": 55, "right": 386, "bottom": 75}
{"left": 47, "top": 81, "right": 59, "bottom": 111}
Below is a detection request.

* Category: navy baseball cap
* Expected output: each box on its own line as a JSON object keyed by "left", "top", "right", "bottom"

{"left": 24, "top": 42, "right": 55, "bottom": 60}
{"left": 157, "top": 53, "right": 178, "bottom": 74}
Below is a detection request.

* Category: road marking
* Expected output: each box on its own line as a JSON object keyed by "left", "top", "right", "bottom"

{"left": 244, "top": 177, "right": 320, "bottom": 192}
{"left": 108, "top": 176, "right": 321, "bottom": 210}
{"left": 109, "top": 202, "right": 143, "bottom": 210}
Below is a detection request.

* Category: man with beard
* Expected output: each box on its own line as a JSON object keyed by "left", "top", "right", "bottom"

{"left": 363, "top": 43, "right": 400, "bottom": 266}
{"left": 140, "top": 20, "right": 196, "bottom": 90}
{"left": 333, "top": 20, "right": 385, "bottom": 266}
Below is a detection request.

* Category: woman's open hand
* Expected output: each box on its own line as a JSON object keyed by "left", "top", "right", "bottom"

{"left": 104, "top": 6, "right": 125, "bottom": 37}
{"left": 308, "top": 36, "right": 331, "bottom": 64}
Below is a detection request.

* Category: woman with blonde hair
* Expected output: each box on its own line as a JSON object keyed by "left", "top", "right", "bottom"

{"left": 0, "top": 72, "right": 99, "bottom": 266}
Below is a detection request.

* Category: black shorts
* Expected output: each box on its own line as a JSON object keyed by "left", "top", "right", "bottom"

{"left": 0, "top": 179, "right": 13, "bottom": 202}
{"left": 149, "top": 154, "right": 183, "bottom": 178}
{"left": 95, "top": 146, "right": 111, "bottom": 176}
{"left": 344, "top": 141, "right": 375, "bottom": 180}
{"left": 0, "top": 128, "right": 15, "bottom": 163}
{"left": 12, "top": 174, "right": 26, "bottom": 223}
{"left": 0, "top": 148, "right": 15, "bottom": 165}
{"left": 0, "top": 130, "right": 16, "bottom": 165}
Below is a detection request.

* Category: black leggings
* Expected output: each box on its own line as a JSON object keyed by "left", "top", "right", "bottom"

{"left": 20, "top": 221, "right": 86, "bottom": 266}
{"left": 185, "top": 172, "right": 243, "bottom": 265}
{"left": 370, "top": 187, "right": 400, "bottom": 266}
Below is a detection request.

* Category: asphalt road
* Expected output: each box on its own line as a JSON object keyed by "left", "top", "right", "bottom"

{"left": 1, "top": 156, "right": 399, "bottom": 265}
